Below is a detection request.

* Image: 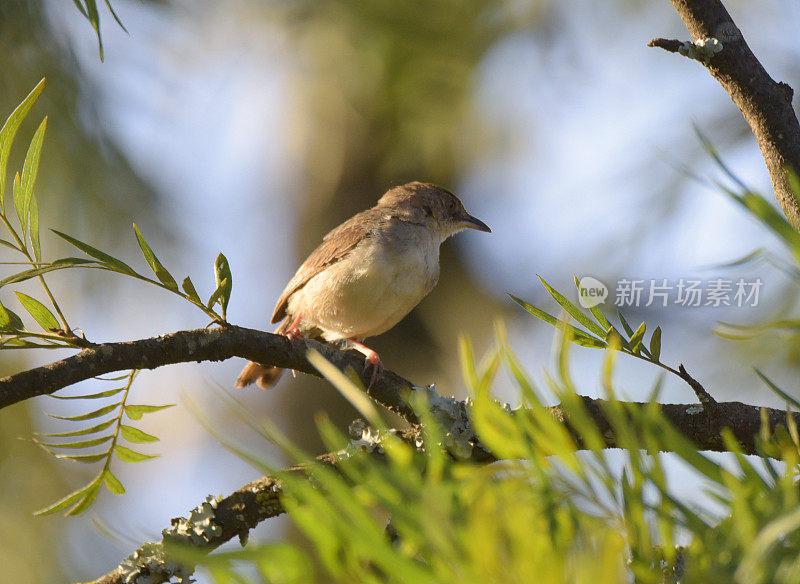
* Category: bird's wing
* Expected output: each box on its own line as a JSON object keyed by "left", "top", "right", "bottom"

{"left": 271, "top": 209, "right": 376, "bottom": 323}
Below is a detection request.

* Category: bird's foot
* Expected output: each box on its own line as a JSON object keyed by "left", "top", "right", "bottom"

{"left": 347, "top": 339, "right": 384, "bottom": 388}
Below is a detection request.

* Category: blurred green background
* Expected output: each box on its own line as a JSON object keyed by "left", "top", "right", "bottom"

{"left": 2, "top": 0, "right": 800, "bottom": 581}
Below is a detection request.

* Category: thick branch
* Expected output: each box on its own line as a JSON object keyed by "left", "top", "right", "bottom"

{"left": 650, "top": 0, "right": 800, "bottom": 228}
{"left": 0, "top": 325, "right": 416, "bottom": 421}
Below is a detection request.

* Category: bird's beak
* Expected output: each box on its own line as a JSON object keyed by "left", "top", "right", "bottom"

{"left": 460, "top": 213, "right": 491, "bottom": 233}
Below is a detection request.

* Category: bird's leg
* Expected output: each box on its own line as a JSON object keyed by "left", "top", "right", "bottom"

{"left": 347, "top": 338, "right": 383, "bottom": 388}
{"left": 284, "top": 313, "right": 305, "bottom": 341}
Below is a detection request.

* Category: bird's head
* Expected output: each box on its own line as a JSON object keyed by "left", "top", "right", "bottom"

{"left": 378, "top": 182, "right": 491, "bottom": 240}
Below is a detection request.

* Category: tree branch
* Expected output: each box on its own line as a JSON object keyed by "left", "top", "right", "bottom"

{"left": 0, "top": 325, "right": 417, "bottom": 421}
{"left": 649, "top": 0, "right": 800, "bottom": 228}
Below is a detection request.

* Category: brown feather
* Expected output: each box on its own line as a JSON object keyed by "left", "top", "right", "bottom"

{"left": 270, "top": 208, "right": 377, "bottom": 323}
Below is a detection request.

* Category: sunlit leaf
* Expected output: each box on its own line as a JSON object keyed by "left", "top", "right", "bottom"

{"left": 208, "top": 278, "right": 228, "bottom": 311}
{"left": 115, "top": 444, "right": 157, "bottom": 463}
{"left": 15, "top": 292, "right": 59, "bottom": 331}
{"left": 120, "top": 424, "right": 159, "bottom": 443}
{"left": 0, "top": 258, "right": 97, "bottom": 288}
{"left": 124, "top": 403, "right": 174, "bottom": 420}
{"left": 649, "top": 326, "right": 662, "bottom": 362}
{"left": 68, "top": 477, "right": 103, "bottom": 515}
{"left": 182, "top": 276, "right": 202, "bottom": 304}
{"left": 540, "top": 276, "right": 606, "bottom": 337}
{"left": 35, "top": 478, "right": 96, "bottom": 516}
{"left": 17, "top": 117, "right": 47, "bottom": 236}
{"left": 52, "top": 229, "right": 137, "bottom": 276}
{"left": 30, "top": 194, "right": 41, "bottom": 261}
{"left": 509, "top": 294, "right": 605, "bottom": 348}
{"left": 0, "top": 78, "right": 46, "bottom": 209}
{"left": 51, "top": 386, "right": 125, "bottom": 400}
{"left": 103, "top": 469, "right": 126, "bottom": 495}
{"left": 48, "top": 402, "right": 120, "bottom": 421}
{"left": 629, "top": 322, "right": 646, "bottom": 354}
{"left": 36, "top": 418, "right": 117, "bottom": 437}
{"left": 54, "top": 452, "right": 109, "bottom": 464}
{"left": 37, "top": 435, "right": 112, "bottom": 449}
{"left": 133, "top": 224, "right": 179, "bottom": 291}
{"left": 214, "top": 253, "right": 233, "bottom": 313}
{"left": 0, "top": 298, "right": 24, "bottom": 332}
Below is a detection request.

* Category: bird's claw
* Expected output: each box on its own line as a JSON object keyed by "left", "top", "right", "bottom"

{"left": 363, "top": 353, "right": 383, "bottom": 389}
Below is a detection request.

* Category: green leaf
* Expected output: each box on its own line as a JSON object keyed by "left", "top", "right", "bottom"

{"left": 755, "top": 369, "right": 800, "bottom": 411}
{"left": 17, "top": 117, "right": 47, "bottom": 236}
{"left": 649, "top": 326, "right": 662, "bottom": 362}
{"left": 182, "top": 276, "right": 202, "bottom": 304}
{"left": 0, "top": 258, "right": 97, "bottom": 288}
{"left": 52, "top": 229, "right": 138, "bottom": 276}
{"left": 103, "top": 469, "right": 126, "bottom": 495}
{"left": 68, "top": 477, "right": 102, "bottom": 515}
{"left": 540, "top": 276, "right": 606, "bottom": 337}
{"left": 15, "top": 292, "right": 59, "bottom": 331}
{"left": 35, "top": 478, "right": 98, "bottom": 516}
{"left": 115, "top": 444, "right": 157, "bottom": 463}
{"left": 0, "top": 238, "right": 20, "bottom": 252}
{"left": 207, "top": 278, "right": 227, "bottom": 310}
{"left": 509, "top": 294, "right": 606, "bottom": 348}
{"left": 133, "top": 224, "right": 178, "bottom": 291}
{"left": 214, "top": 253, "right": 232, "bottom": 312}
{"left": 629, "top": 321, "right": 646, "bottom": 354}
{"left": 0, "top": 78, "right": 46, "bottom": 209}
{"left": 51, "top": 386, "right": 125, "bottom": 400}
{"left": 54, "top": 452, "right": 109, "bottom": 464}
{"left": 48, "top": 402, "right": 120, "bottom": 421}
{"left": 12, "top": 172, "right": 22, "bottom": 229}
{"left": 36, "top": 418, "right": 117, "bottom": 437}
{"left": 0, "top": 299, "right": 24, "bottom": 332}
{"left": 84, "top": 0, "right": 104, "bottom": 61}
{"left": 37, "top": 435, "right": 113, "bottom": 449}
{"left": 124, "top": 403, "right": 174, "bottom": 420}
{"left": 120, "top": 424, "right": 159, "bottom": 443}
{"left": 30, "top": 194, "right": 40, "bottom": 261}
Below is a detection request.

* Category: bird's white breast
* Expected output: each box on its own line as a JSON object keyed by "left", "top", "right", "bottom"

{"left": 287, "top": 221, "right": 441, "bottom": 341}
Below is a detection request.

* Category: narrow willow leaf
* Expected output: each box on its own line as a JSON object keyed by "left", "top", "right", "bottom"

{"left": 104, "top": 0, "right": 128, "bottom": 31}
{"left": 35, "top": 481, "right": 94, "bottom": 516}
{"left": 52, "top": 229, "right": 137, "bottom": 275}
{"left": 124, "top": 403, "right": 174, "bottom": 420}
{"left": 71, "top": 0, "right": 88, "bottom": 18}
{"left": 0, "top": 238, "right": 20, "bottom": 251}
{"left": 48, "top": 401, "right": 120, "bottom": 421}
{"left": 120, "top": 424, "right": 159, "bottom": 443}
{"left": 133, "top": 224, "right": 178, "bottom": 291}
{"left": 755, "top": 369, "right": 800, "bottom": 411}
{"left": 18, "top": 117, "right": 47, "bottom": 235}
{"left": 30, "top": 194, "right": 40, "bottom": 260}
{"left": 84, "top": 0, "right": 104, "bottom": 61}
{"left": 182, "top": 276, "right": 202, "bottom": 304}
{"left": 103, "top": 469, "right": 126, "bottom": 495}
{"left": 509, "top": 294, "right": 605, "bottom": 347}
{"left": 115, "top": 444, "right": 157, "bottom": 463}
{"left": 12, "top": 172, "right": 22, "bottom": 230}
{"left": 0, "top": 299, "right": 24, "bottom": 331}
{"left": 0, "top": 78, "right": 46, "bottom": 207}
{"left": 629, "top": 321, "right": 646, "bottom": 353}
{"left": 0, "top": 258, "right": 97, "bottom": 288}
{"left": 649, "top": 326, "right": 662, "bottom": 362}
{"left": 214, "top": 253, "right": 232, "bottom": 312}
{"left": 617, "top": 310, "right": 635, "bottom": 338}
{"left": 36, "top": 418, "right": 116, "bottom": 437}
{"left": 51, "top": 386, "right": 125, "bottom": 400}
{"left": 54, "top": 452, "right": 109, "bottom": 464}
{"left": 540, "top": 276, "right": 605, "bottom": 337}
{"left": 207, "top": 278, "right": 227, "bottom": 310}
{"left": 68, "top": 477, "right": 103, "bottom": 515}
{"left": 15, "top": 292, "right": 59, "bottom": 331}
{"left": 37, "top": 435, "right": 112, "bottom": 449}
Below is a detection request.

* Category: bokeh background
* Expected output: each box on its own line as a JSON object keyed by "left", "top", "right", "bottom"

{"left": 2, "top": 0, "right": 800, "bottom": 581}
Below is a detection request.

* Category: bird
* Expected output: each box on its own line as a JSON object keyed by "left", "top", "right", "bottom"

{"left": 235, "top": 181, "right": 491, "bottom": 389}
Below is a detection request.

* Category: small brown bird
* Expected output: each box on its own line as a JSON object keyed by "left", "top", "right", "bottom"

{"left": 235, "top": 181, "right": 491, "bottom": 389}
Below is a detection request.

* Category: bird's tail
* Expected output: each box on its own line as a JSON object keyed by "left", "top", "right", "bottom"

{"left": 235, "top": 361, "right": 284, "bottom": 389}
{"left": 234, "top": 318, "right": 289, "bottom": 390}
